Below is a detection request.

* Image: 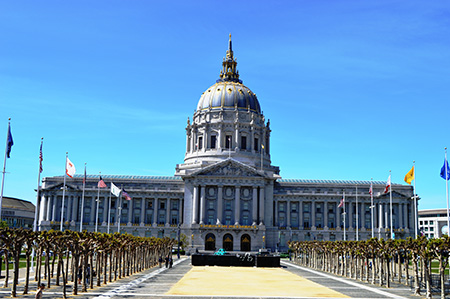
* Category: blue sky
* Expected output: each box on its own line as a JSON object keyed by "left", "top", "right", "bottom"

{"left": 1, "top": 1, "right": 449, "bottom": 210}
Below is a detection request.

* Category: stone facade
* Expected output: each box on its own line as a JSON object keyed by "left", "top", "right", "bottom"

{"left": 38, "top": 36, "right": 416, "bottom": 252}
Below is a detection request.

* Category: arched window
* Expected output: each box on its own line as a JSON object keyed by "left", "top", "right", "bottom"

{"left": 240, "top": 234, "right": 251, "bottom": 251}
{"left": 223, "top": 233, "right": 233, "bottom": 251}
{"left": 205, "top": 233, "right": 216, "bottom": 251}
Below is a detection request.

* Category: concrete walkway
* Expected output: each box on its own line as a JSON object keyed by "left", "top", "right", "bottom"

{"left": 0, "top": 257, "right": 426, "bottom": 299}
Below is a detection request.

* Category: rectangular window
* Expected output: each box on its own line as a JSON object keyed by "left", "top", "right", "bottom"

{"left": 211, "top": 135, "right": 217, "bottom": 149}
{"left": 225, "top": 136, "right": 232, "bottom": 149}
{"left": 292, "top": 203, "right": 297, "bottom": 211}
{"left": 147, "top": 201, "right": 153, "bottom": 209}
{"left": 160, "top": 202, "right": 165, "bottom": 209}
{"left": 254, "top": 138, "right": 259, "bottom": 151}
{"left": 241, "top": 136, "right": 247, "bottom": 150}
{"left": 198, "top": 137, "right": 203, "bottom": 150}
{"left": 171, "top": 212, "right": 178, "bottom": 224}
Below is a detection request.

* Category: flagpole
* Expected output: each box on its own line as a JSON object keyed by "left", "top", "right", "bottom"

{"left": 378, "top": 204, "right": 382, "bottom": 239}
{"left": 0, "top": 118, "right": 12, "bottom": 221}
{"left": 412, "top": 161, "right": 418, "bottom": 238}
{"left": 343, "top": 190, "right": 346, "bottom": 241}
{"left": 356, "top": 185, "right": 358, "bottom": 241}
{"left": 80, "top": 163, "right": 86, "bottom": 232}
{"left": 445, "top": 148, "right": 450, "bottom": 236}
{"left": 95, "top": 171, "right": 101, "bottom": 233}
{"left": 107, "top": 181, "right": 112, "bottom": 234}
{"left": 33, "top": 138, "right": 44, "bottom": 233}
{"left": 389, "top": 170, "right": 393, "bottom": 239}
{"left": 60, "top": 152, "right": 68, "bottom": 231}
{"left": 370, "top": 178, "right": 374, "bottom": 238}
{"left": 31, "top": 137, "right": 43, "bottom": 272}
{"left": 117, "top": 189, "right": 122, "bottom": 233}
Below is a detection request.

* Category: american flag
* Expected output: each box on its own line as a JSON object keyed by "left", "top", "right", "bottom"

{"left": 98, "top": 176, "right": 107, "bottom": 188}
{"left": 122, "top": 189, "right": 132, "bottom": 201}
{"left": 338, "top": 194, "right": 345, "bottom": 208}
{"left": 39, "top": 141, "right": 43, "bottom": 173}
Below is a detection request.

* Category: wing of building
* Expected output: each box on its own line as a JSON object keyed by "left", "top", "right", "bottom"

{"left": 38, "top": 36, "right": 416, "bottom": 252}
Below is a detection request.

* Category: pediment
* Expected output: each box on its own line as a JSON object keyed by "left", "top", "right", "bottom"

{"left": 192, "top": 159, "right": 264, "bottom": 178}
{"left": 44, "top": 182, "right": 78, "bottom": 191}
{"left": 377, "top": 190, "right": 409, "bottom": 199}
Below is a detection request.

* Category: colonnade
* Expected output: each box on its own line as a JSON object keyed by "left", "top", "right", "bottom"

{"left": 275, "top": 199, "right": 412, "bottom": 230}
{"left": 192, "top": 185, "right": 265, "bottom": 226}
{"left": 186, "top": 114, "right": 270, "bottom": 155}
{"left": 38, "top": 192, "right": 183, "bottom": 226}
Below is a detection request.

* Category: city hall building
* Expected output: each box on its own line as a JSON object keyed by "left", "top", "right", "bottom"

{"left": 38, "top": 37, "right": 416, "bottom": 252}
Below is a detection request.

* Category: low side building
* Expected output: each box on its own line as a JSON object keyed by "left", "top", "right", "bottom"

{"left": 418, "top": 209, "right": 449, "bottom": 238}
{"left": 1, "top": 196, "right": 36, "bottom": 229}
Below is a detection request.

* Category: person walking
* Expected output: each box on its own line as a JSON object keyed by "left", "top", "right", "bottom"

{"left": 158, "top": 256, "right": 162, "bottom": 268}
{"left": 165, "top": 255, "right": 169, "bottom": 268}
{"left": 169, "top": 256, "right": 173, "bottom": 268}
{"left": 35, "top": 283, "right": 45, "bottom": 299}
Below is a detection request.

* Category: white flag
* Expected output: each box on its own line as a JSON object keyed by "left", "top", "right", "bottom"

{"left": 66, "top": 157, "right": 76, "bottom": 178}
{"left": 111, "top": 182, "right": 121, "bottom": 197}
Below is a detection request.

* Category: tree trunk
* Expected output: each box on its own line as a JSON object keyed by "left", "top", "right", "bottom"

{"left": 23, "top": 250, "right": 31, "bottom": 294}
{"left": 11, "top": 251, "right": 20, "bottom": 297}
{"left": 439, "top": 257, "right": 446, "bottom": 299}
{"left": 72, "top": 255, "right": 79, "bottom": 295}
{"left": 386, "top": 257, "right": 391, "bottom": 288}
{"left": 413, "top": 256, "right": 421, "bottom": 295}
{"left": 65, "top": 250, "right": 70, "bottom": 284}
{"left": 103, "top": 251, "right": 108, "bottom": 285}
{"left": 424, "top": 258, "right": 432, "bottom": 299}
{"left": 3, "top": 251, "right": 9, "bottom": 288}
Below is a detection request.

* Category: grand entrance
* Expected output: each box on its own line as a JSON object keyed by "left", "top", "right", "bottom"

{"left": 241, "top": 234, "right": 251, "bottom": 251}
{"left": 205, "top": 233, "right": 216, "bottom": 251}
{"left": 223, "top": 234, "right": 233, "bottom": 251}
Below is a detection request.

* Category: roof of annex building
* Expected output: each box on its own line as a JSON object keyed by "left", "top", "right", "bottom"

{"left": 418, "top": 209, "right": 449, "bottom": 216}
{"left": 1, "top": 196, "right": 35, "bottom": 212}
{"left": 49, "top": 175, "right": 406, "bottom": 186}
{"left": 278, "top": 179, "right": 395, "bottom": 185}
{"left": 52, "top": 175, "right": 183, "bottom": 181}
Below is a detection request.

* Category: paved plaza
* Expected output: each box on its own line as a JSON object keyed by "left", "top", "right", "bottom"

{"left": 0, "top": 257, "right": 421, "bottom": 299}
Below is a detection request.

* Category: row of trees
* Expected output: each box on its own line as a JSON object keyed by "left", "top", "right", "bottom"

{"left": 0, "top": 228, "right": 176, "bottom": 298}
{"left": 289, "top": 236, "right": 450, "bottom": 299}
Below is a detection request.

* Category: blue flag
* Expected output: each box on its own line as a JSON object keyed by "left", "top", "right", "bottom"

{"left": 440, "top": 158, "right": 450, "bottom": 180}
{"left": 6, "top": 124, "right": 13, "bottom": 158}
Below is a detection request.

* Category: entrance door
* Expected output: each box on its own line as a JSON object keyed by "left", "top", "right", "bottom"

{"left": 205, "top": 233, "right": 216, "bottom": 251}
{"left": 223, "top": 234, "right": 233, "bottom": 251}
{"left": 240, "top": 234, "right": 251, "bottom": 251}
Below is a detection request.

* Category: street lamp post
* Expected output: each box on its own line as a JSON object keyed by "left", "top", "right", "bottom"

{"left": 177, "top": 224, "right": 181, "bottom": 259}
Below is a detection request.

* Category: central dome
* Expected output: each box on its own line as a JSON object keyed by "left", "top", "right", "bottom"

{"left": 196, "top": 34, "right": 261, "bottom": 114}
{"left": 197, "top": 81, "right": 261, "bottom": 113}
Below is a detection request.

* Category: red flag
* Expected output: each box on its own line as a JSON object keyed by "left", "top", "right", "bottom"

{"left": 98, "top": 176, "right": 107, "bottom": 188}
{"left": 384, "top": 175, "right": 391, "bottom": 194}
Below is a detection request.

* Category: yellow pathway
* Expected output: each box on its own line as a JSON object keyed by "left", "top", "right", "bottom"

{"left": 167, "top": 266, "right": 350, "bottom": 297}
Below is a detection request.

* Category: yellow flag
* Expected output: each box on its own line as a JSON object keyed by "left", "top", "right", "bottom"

{"left": 261, "top": 144, "right": 264, "bottom": 149}
{"left": 404, "top": 165, "right": 414, "bottom": 185}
